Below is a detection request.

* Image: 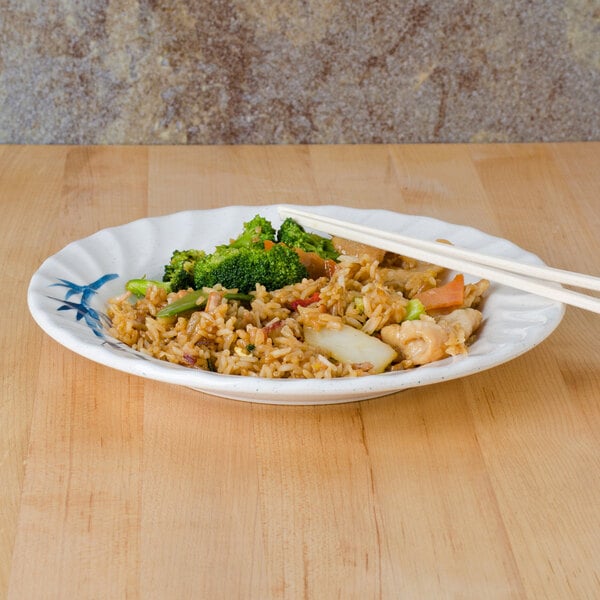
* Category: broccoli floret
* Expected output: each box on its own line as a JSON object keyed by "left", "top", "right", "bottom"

{"left": 227, "top": 215, "right": 277, "bottom": 250}
{"left": 193, "top": 243, "right": 308, "bottom": 294}
{"left": 277, "top": 217, "right": 339, "bottom": 260}
{"left": 163, "top": 249, "right": 206, "bottom": 291}
{"left": 263, "top": 243, "right": 309, "bottom": 290}
{"left": 193, "top": 247, "right": 263, "bottom": 294}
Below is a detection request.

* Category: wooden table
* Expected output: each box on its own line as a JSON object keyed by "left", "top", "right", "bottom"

{"left": 2, "top": 143, "right": 599, "bottom": 599}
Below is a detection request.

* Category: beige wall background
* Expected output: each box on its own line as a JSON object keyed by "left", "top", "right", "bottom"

{"left": 1, "top": 0, "right": 599, "bottom": 144}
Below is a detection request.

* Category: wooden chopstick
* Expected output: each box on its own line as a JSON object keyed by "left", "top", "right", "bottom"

{"left": 278, "top": 206, "right": 600, "bottom": 315}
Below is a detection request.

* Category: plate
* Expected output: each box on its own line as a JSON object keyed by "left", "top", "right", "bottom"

{"left": 27, "top": 205, "right": 565, "bottom": 404}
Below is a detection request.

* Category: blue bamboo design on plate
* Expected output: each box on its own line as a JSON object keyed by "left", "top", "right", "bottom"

{"left": 48, "top": 274, "right": 119, "bottom": 338}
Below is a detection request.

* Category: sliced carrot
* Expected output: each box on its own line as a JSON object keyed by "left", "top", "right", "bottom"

{"left": 415, "top": 274, "right": 465, "bottom": 311}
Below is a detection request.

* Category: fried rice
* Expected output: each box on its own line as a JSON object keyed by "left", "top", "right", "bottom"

{"left": 107, "top": 254, "right": 488, "bottom": 378}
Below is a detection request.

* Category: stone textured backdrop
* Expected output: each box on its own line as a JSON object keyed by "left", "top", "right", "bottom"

{"left": 1, "top": 0, "right": 599, "bottom": 144}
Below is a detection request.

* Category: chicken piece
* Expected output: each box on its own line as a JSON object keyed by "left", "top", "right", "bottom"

{"left": 331, "top": 236, "right": 386, "bottom": 262}
{"left": 438, "top": 308, "right": 483, "bottom": 356}
{"left": 462, "top": 279, "right": 490, "bottom": 308}
{"left": 380, "top": 318, "right": 447, "bottom": 365}
{"left": 380, "top": 308, "right": 483, "bottom": 366}
{"left": 438, "top": 307, "right": 482, "bottom": 336}
{"left": 378, "top": 264, "right": 445, "bottom": 296}
{"left": 380, "top": 253, "right": 418, "bottom": 269}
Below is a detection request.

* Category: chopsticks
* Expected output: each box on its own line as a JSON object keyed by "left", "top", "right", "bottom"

{"left": 278, "top": 206, "right": 600, "bottom": 315}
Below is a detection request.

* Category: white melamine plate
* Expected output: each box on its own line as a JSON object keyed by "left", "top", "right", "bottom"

{"left": 27, "top": 205, "right": 565, "bottom": 404}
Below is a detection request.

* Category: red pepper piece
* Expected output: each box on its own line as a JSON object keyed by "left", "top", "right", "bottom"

{"left": 289, "top": 292, "right": 320, "bottom": 311}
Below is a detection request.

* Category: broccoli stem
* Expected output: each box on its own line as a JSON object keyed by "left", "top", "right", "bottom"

{"left": 156, "top": 289, "right": 208, "bottom": 317}
{"left": 156, "top": 289, "right": 253, "bottom": 318}
{"left": 126, "top": 278, "right": 171, "bottom": 297}
{"left": 224, "top": 292, "right": 254, "bottom": 303}
{"left": 125, "top": 278, "right": 252, "bottom": 317}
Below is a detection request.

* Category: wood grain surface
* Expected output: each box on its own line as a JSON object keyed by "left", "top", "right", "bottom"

{"left": 1, "top": 143, "right": 599, "bottom": 599}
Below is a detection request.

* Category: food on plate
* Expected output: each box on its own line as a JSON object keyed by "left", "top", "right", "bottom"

{"left": 107, "top": 215, "right": 489, "bottom": 378}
